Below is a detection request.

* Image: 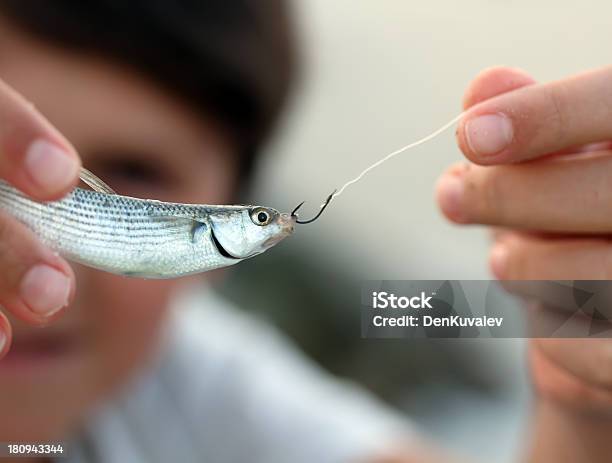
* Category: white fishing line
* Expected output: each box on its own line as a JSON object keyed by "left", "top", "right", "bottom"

{"left": 332, "top": 112, "right": 465, "bottom": 199}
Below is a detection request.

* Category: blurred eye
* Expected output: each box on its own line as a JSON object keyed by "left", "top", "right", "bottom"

{"left": 86, "top": 155, "right": 177, "bottom": 195}
{"left": 97, "top": 159, "right": 166, "bottom": 185}
{"left": 250, "top": 208, "right": 272, "bottom": 226}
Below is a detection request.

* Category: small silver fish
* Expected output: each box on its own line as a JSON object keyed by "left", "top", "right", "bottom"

{"left": 0, "top": 169, "right": 295, "bottom": 278}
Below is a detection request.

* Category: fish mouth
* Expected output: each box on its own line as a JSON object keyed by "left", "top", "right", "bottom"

{"left": 210, "top": 228, "right": 239, "bottom": 260}
{"left": 280, "top": 213, "right": 296, "bottom": 233}
{"left": 261, "top": 214, "right": 295, "bottom": 249}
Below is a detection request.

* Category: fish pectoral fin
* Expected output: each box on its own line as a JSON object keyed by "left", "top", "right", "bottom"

{"left": 190, "top": 220, "right": 208, "bottom": 244}
{"left": 148, "top": 215, "right": 209, "bottom": 245}
{"left": 79, "top": 167, "right": 117, "bottom": 195}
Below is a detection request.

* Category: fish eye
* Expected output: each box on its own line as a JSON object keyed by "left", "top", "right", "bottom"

{"left": 250, "top": 208, "right": 272, "bottom": 226}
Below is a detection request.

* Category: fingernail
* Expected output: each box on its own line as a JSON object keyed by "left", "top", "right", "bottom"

{"left": 465, "top": 113, "right": 513, "bottom": 157}
{"left": 20, "top": 264, "right": 71, "bottom": 316}
{"left": 490, "top": 244, "right": 509, "bottom": 279}
{"left": 437, "top": 174, "right": 466, "bottom": 222}
{"left": 24, "top": 140, "right": 79, "bottom": 194}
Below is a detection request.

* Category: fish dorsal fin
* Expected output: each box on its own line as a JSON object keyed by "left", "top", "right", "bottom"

{"left": 79, "top": 167, "right": 117, "bottom": 195}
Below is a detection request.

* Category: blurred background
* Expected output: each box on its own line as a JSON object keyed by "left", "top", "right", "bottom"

{"left": 217, "top": 1, "right": 611, "bottom": 461}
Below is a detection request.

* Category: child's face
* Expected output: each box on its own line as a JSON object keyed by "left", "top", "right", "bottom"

{"left": 0, "top": 20, "right": 238, "bottom": 440}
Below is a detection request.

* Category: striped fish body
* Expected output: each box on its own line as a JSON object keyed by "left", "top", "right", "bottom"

{"left": 0, "top": 181, "right": 243, "bottom": 278}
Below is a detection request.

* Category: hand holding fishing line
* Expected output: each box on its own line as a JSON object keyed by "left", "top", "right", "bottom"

{"left": 436, "top": 65, "right": 612, "bottom": 417}
{"left": 295, "top": 62, "right": 612, "bottom": 420}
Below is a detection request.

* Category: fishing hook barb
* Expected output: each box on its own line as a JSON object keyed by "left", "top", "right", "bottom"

{"left": 291, "top": 189, "right": 336, "bottom": 224}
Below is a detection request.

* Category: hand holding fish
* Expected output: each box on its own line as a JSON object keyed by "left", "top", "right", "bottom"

{"left": 0, "top": 78, "right": 80, "bottom": 348}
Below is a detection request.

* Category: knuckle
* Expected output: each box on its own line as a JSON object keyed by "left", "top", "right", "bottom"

{"left": 471, "top": 167, "right": 508, "bottom": 223}
{"left": 543, "top": 84, "right": 570, "bottom": 142}
{"left": 0, "top": 212, "right": 32, "bottom": 287}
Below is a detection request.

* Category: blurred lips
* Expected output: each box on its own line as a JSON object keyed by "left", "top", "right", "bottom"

{"left": 0, "top": 329, "right": 79, "bottom": 376}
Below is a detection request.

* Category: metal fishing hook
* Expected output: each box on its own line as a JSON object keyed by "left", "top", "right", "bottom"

{"left": 291, "top": 189, "right": 336, "bottom": 224}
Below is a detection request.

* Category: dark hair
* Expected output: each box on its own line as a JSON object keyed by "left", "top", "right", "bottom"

{"left": 0, "top": 0, "right": 296, "bottom": 183}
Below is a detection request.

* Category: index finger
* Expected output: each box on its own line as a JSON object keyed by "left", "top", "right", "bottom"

{"left": 0, "top": 79, "right": 80, "bottom": 200}
{"left": 457, "top": 65, "right": 612, "bottom": 165}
